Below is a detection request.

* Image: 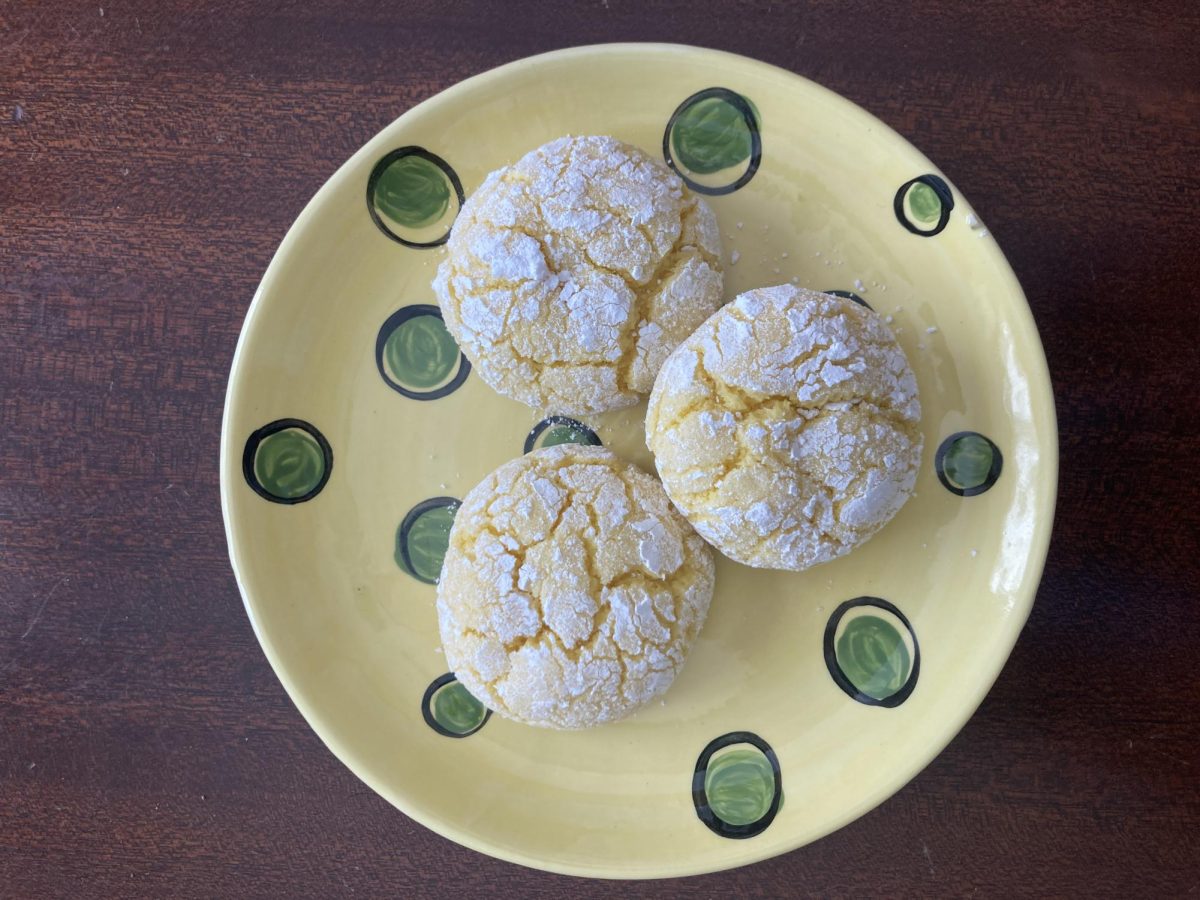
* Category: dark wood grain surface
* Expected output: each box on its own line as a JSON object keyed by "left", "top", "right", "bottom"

{"left": 3, "top": 1, "right": 1198, "bottom": 896}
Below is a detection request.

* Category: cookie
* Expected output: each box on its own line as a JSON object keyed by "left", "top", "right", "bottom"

{"left": 436, "top": 444, "right": 715, "bottom": 729}
{"left": 433, "top": 135, "right": 723, "bottom": 416}
{"left": 646, "top": 285, "right": 922, "bottom": 571}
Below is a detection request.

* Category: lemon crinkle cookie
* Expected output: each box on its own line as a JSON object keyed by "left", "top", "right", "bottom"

{"left": 436, "top": 445, "right": 715, "bottom": 729}
{"left": 646, "top": 285, "right": 922, "bottom": 572}
{"left": 432, "top": 135, "right": 723, "bottom": 416}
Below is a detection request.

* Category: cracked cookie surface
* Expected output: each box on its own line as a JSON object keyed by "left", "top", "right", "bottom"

{"left": 432, "top": 135, "right": 723, "bottom": 416}
{"left": 437, "top": 444, "right": 715, "bottom": 729}
{"left": 646, "top": 285, "right": 922, "bottom": 572}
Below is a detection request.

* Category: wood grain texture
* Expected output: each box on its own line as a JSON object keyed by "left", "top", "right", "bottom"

{"left": 2, "top": 1, "right": 1199, "bottom": 896}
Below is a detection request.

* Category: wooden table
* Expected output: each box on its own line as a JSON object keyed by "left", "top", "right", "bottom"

{"left": 3, "top": 2, "right": 1197, "bottom": 896}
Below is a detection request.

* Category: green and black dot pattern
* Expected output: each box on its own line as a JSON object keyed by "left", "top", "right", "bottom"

{"left": 523, "top": 416, "right": 602, "bottom": 454}
{"left": 242, "top": 418, "right": 332, "bottom": 504}
{"left": 422, "top": 672, "right": 491, "bottom": 738}
{"left": 825, "top": 289, "right": 872, "bottom": 310}
{"left": 824, "top": 597, "right": 920, "bottom": 707}
{"left": 693, "top": 732, "right": 782, "bottom": 838}
{"left": 395, "top": 497, "right": 460, "bottom": 585}
{"left": 894, "top": 174, "right": 954, "bottom": 236}
{"left": 376, "top": 305, "right": 471, "bottom": 400}
{"left": 936, "top": 431, "right": 1003, "bottom": 496}
{"left": 663, "top": 87, "right": 761, "bottom": 195}
{"left": 367, "top": 147, "right": 465, "bottom": 248}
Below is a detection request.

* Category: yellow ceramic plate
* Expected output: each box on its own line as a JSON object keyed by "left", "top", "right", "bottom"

{"left": 220, "top": 44, "right": 1056, "bottom": 878}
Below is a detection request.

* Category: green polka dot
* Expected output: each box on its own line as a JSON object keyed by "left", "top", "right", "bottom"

{"left": 372, "top": 154, "right": 451, "bottom": 229}
{"left": 671, "top": 95, "right": 758, "bottom": 174}
{"left": 942, "top": 434, "right": 995, "bottom": 490}
{"left": 705, "top": 747, "right": 776, "bottom": 827}
{"left": 541, "top": 424, "right": 600, "bottom": 449}
{"left": 433, "top": 682, "right": 488, "bottom": 735}
{"left": 396, "top": 503, "right": 457, "bottom": 584}
{"left": 836, "top": 615, "right": 912, "bottom": 701}
{"left": 524, "top": 417, "right": 602, "bottom": 454}
{"left": 907, "top": 182, "right": 942, "bottom": 224}
{"left": 253, "top": 429, "right": 325, "bottom": 500}
{"left": 384, "top": 314, "right": 459, "bottom": 390}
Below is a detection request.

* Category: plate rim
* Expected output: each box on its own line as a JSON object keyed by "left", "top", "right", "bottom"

{"left": 220, "top": 41, "right": 1059, "bottom": 879}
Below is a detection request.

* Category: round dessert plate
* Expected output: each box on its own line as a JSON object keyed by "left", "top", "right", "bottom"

{"left": 220, "top": 43, "right": 1056, "bottom": 878}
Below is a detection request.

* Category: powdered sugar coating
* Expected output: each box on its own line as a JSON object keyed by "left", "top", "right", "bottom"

{"left": 646, "top": 286, "right": 923, "bottom": 571}
{"left": 432, "top": 136, "right": 723, "bottom": 415}
{"left": 437, "top": 445, "right": 715, "bottom": 729}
